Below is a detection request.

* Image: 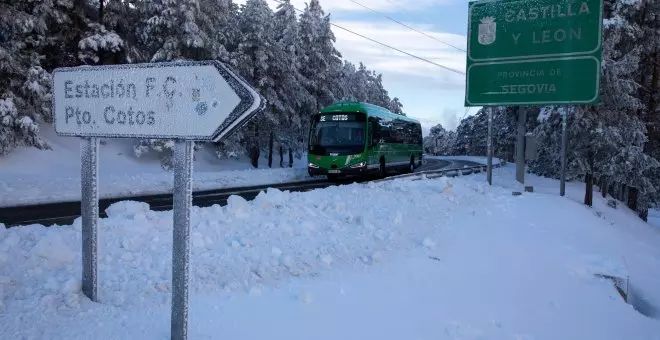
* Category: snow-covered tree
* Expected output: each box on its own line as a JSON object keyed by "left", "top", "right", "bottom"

{"left": 232, "top": 0, "right": 281, "bottom": 168}
{"left": 0, "top": 1, "right": 56, "bottom": 154}
{"left": 389, "top": 97, "right": 404, "bottom": 115}
{"left": 134, "top": 0, "right": 214, "bottom": 170}
{"left": 272, "top": 0, "right": 306, "bottom": 167}
{"left": 423, "top": 123, "right": 455, "bottom": 155}
{"left": 297, "top": 0, "right": 342, "bottom": 113}
{"left": 140, "top": 0, "right": 211, "bottom": 62}
{"left": 77, "top": 23, "right": 125, "bottom": 65}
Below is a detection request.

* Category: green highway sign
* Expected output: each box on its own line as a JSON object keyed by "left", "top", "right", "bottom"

{"left": 465, "top": 56, "right": 600, "bottom": 106}
{"left": 468, "top": 0, "right": 603, "bottom": 61}
{"left": 464, "top": 0, "right": 603, "bottom": 106}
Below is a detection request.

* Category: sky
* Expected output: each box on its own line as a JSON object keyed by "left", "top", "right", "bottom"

{"left": 236, "top": 0, "right": 478, "bottom": 135}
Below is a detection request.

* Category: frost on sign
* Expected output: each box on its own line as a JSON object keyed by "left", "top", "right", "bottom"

{"left": 52, "top": 60, "right": 261, "bottom": 142}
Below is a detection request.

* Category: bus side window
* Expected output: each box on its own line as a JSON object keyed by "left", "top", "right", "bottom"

{"left": 369, "top": 117, "right": 380, "bottom": 146}
{"left": 367, "top": 121, "right": 373, "bottom": 146}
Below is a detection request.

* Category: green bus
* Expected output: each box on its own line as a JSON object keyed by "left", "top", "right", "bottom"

{"left": 307, "top": 101, "right": 423, "bottom": 180}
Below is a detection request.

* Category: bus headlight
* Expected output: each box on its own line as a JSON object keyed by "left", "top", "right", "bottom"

{"left": 308, "top": 162, "right": 319, "bottom": 168}
{"left": 350, "top": 161, "right": 366, "bottom": 168}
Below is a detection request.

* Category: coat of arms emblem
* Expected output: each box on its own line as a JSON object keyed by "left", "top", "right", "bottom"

{"left": 477, "top": 16, "right": 496, "bottom": 45}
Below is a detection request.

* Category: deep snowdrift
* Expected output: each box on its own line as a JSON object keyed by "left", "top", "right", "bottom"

{"left": 1, "top": 165, "right": 659, "bottom": 339}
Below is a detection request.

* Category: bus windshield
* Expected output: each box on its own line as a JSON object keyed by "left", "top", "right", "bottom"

{"left": 309, "top": 113, "right": 366, "bottom": 152}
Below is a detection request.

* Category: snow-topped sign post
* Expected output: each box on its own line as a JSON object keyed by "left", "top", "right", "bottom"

{"left": 52, "top": 60, "right": 263, "bottom": 340}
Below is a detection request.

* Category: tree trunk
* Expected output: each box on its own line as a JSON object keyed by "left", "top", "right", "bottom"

{"left": 249, "top": 124, "right": 260, "bottom": 168}
{"left": 584, "top": 149, "right": 594, "bottom": 207}
{"left": 288, "top": 147, "right": 294, "bottom": 168}
{"left": 584, "top": 173, "right": 594, "bottom": 207}
{"left": 627, "top": 186, "right": 638, "bottom": 211}
{"left": 614, "top": 182, "right": 620, "bottom": 200}
{"left": 249, "top": 143, "right": 259, "bottom": 168}
{"left": 601, "top": 178, "right": 607, "bottom": 198}
{"left": 99, "top": 0, "right": 105, "bottom": 25}
{"left": 268, "top": 132, "right": 274, "bottom": 168}
{"left": 279, "top": 145, "right": 284, "bottom": 168}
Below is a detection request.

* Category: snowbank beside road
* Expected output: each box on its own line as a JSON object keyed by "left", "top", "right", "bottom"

{"left": 0, "top": 124, "right": 309, "bottom": 207}
{"left": 1, "top": 168, "right": 660, "bottom": 339}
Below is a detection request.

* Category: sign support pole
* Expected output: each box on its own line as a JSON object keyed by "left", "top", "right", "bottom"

{"left": 487, "top": 106, "right": 493, "bottom": 185}
{"left": 80, "top": 137, "right": 99, "bottom": 302}
{"left": 560, "top": 107, "right": 568, "bottom": 196}
{"left": 171, "top": 140, "right": 194, "bottom": 340}
{"left": 515, "top": 106, "right": 526, "bottom": 185}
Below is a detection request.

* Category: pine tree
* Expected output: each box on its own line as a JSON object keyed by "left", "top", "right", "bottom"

{"left": 389, "top": 97, "right": 404, "bottom": 115}
{"left": 0, "top": 2, "right": 53, "bottom": 154}
{"left": 232, "top": 0, "right": 280, "bottom": 168}
{"left": 273, "top": 0, "right": 306, "bottom": 167}
{"left": 134, "top": 0, "right": 212, "bottom": 170}
{"left": 298, "top": 0, "right": 342, "bottom": 112}
{"left": 423, "top": 123, "right": 455, "bottom": 155}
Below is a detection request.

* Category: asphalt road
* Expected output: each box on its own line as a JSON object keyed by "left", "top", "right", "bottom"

{"left": 419, "top": 158, "right": 485, "bottom": 172}
{"left": 416, "top": 159, "right": 451, "bottom": 172}
{"left": 0, "top": 158, "right": 479, "bottom": 228}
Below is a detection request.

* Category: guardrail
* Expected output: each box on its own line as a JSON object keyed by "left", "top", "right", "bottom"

{"left": 371, "top": 162, "right": 503, "bottom": 183}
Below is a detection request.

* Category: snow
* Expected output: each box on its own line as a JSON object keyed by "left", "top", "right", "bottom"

{"left": 650, "top": 210, "right": 660, "bottom": 231}
{"left": 1, "top": 164, "right": 660, "bottom": 339}
{"left": 78, "top": 28, "right": 123, "bottom": 54}
{"left": 0, "top": 123, "right": 309, "bottom": 207}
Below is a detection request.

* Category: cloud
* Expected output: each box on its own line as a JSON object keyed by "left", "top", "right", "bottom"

{"left": 253, "top": 0, "right": 453, "bottom": 14}
{"left": 440, "top": 107, "right": 461, "bottom": 130}
{"left": 416, "top": 108, "right": 461, "bottom": 133}
{"left": 331, "top": 20, "right": 467, "bottom": 89}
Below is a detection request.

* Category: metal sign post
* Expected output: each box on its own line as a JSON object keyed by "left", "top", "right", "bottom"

{"left": 516, "top": 107, "right": 526, "bottom": 185}
{"left": 487, "top": 106, "right": 493, "bottom": 185}
{"left": 560, "top": 107, "right": 568, "bottom": 196}
{"left": 80, "top": 136, "right": 99, "bottom": 302}
{"left": 52, "top": 60, "right": 264, "bottom": 340}
{"left": 171, "top": 140, "right": 194, "bottom": 340}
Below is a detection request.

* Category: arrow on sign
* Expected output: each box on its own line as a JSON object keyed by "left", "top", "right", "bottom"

{"left": 52, "top": 60, "right": 264, "bottom": 142}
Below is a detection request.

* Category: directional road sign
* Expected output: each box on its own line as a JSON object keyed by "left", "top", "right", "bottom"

{"left": 464, "top": 0, "right": 603, "bottom": 106}
{"left": 53, "top": 60, "right": 264, "bottom": 142}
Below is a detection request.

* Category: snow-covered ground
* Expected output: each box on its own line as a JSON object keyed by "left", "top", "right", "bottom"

{"left": 0, "top": 124, "right": 309, "bottom": 207}
{"left": 1, "top": 164, "right": 659, "bottom": 339}
{"left": 650, "top": 210, "right": 660, "bottom": 231}
{"left": 487, "top": 165, "right": 660, "bottom": 231}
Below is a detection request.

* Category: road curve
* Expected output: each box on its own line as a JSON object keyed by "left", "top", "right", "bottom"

{"left": 416, "top": 159, "right": 451, "bottom": 172}
{"left": 0, "top": 158, "right": 477, "bottom": 228}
